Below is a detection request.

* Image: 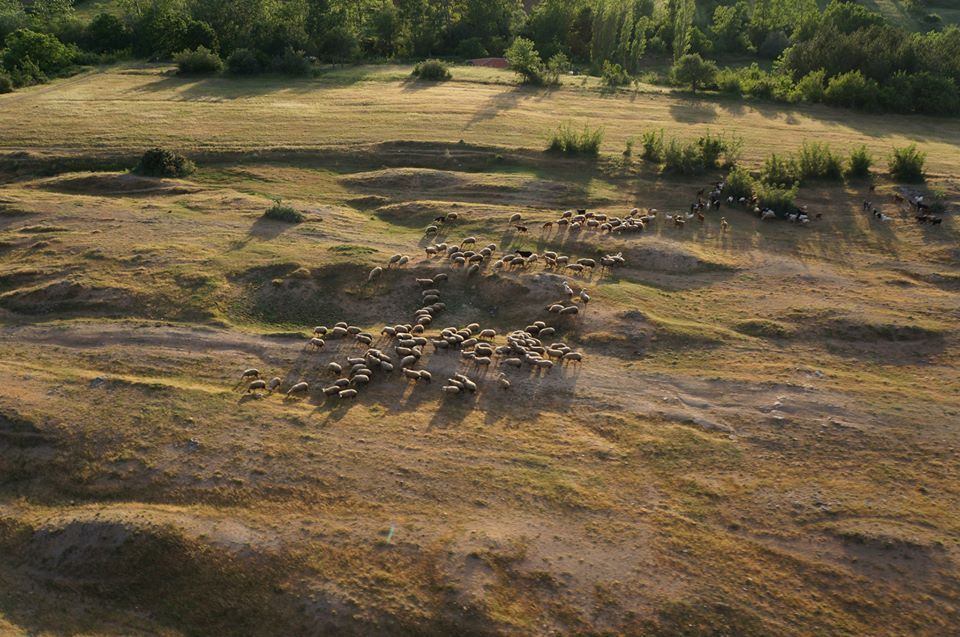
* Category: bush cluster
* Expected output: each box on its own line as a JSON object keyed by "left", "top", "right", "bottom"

{"left": 546, "top": 123, "right": 604, "bottom": 156}
{"left": 639, "top": 130, "right": 742, "bottom": 175}
{"left": 174, "top": 46, "right": 222, "bottom": 75}
{"left": 412, "top": 59, "right": 451, "bottom": 81}
{"left": 133, "top": 148, "right": 196, "bottom": 178}
{"left": 263, "top": 202, "right": 305, "bottom": 223}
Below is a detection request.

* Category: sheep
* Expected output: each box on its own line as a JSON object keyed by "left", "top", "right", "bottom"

{"left": 478, "top": 328, "right": 496, "bottom": 340}
{"left": 720, "top": 217, "right": 729, "bottom": 232}
{"left": 330, "top": 326, "right": 348, "bottom": 337}
{"left": 333, "top": 378, "right": 350, "bottom": 389}
{"left": 240, "top": 368, "right": 260, "bottom": 381}
{"left": 416, "top": 278, "right": 434, "bottom": 287}
{"left": 509, "top": 213, "right": 522, "bottom": 224}
{"left": 347, "top": 326, "right": 361, "bottom": 335}
{"left": 368, "top": 266, "right": 383, "bottom": 282}
{"left": 461, "top": 236, "right": 477, "bottom": 247}
{"left": 247, "top": 379, "right": 267, "bottom": 393}
{"left": 547, "top": 304, "right": 564, "bottom": 313}
{"left": 578, "top": 289, "right": 590, "bottom": 305}
{"left": 403, "top": 369, "right": 421, "bottom": 381}
{"left": 761, "top": 209, "right": 776, "bottom": 221}
{"left": 346, "top": 357, "right": 366, "bottom": 365}
{"left": 313, "top": 326, "right": 328, "bottom": 336}
{"left": 398, "top": 255, "right": 410, "bottom": 266}
{"left": 381, "top": 326, "right": 397, "bottom": 337}
{"left": 335, "top": 321, "right": 348, "bottom": 328}
{"left": 577, "top": 258, "right": 596, "bottom": 269}
{"left": 356, "top": 334, "right": 373, "bottom": 345}
{"left": 467, "top": 263, "right": 480, "bottom": 276}
{"left": 447, "top": 212, "right": 459, "bottom": 220}
{"left": 497, "top": 374, "right": 511, "bottom": 390}
{"left": 533, "top": 359, "right": 554, "bottom": 371}
{"left": 308, "top": 337, "right": 326, "bottom": 350}
{"left": 338, "top": 389, "right": 359, "bottom": 399}
{"left": 328, "top": 362, "right": 343, "bottom": 375}
{"left": 400, "top": 355, "right": 417, "bottom": 370}
{"left": 286, "top": 381, "right": 309, "bottom": 398}
{"left": 474, "top": 357, "right": 493, "bottom": 367}
{"left": 426, "top": 225, "right": 439, "bottom": 234}
{"left": 267, "top": 377, "right": 282, "bottom": 393}
{"left": 380, "top": 361, "right": 394, "bottom": 372}
{"left": 559, "top": 306, "right": 580, "bottom": 316}
{"left": 422, "top": 294, "right": 440, "bottom": 304}
{"left": 538, "top": 327, "right": 555, "bottom": 337}
{"left": 442, "top": 385, "right": 461, "bottom": 395}
{"left": 351, "top": 374, "right": 371, "bottom": 386}
{"left": 388, "top": 254, "right": 402, "bottom": 266}
{"left": 322, "top": 385, "right": 342, "bottom": 396}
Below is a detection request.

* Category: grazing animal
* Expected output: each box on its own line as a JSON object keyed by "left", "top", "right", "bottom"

{"left": 368, "top": 266, "right": 383, "bottom": 282}
{"left": 286, "top": 382, "right": 309, "bottom": 398}
{"left": 313, "top": 326, "right": 327, "bottom": 335}
{"left": 515, "top": 225, "right": 528, "bottom": 233}
{"left": 720, "top": 217, "right": 729, "bottom": 232}
{"left": 240, "top": 369, "right": 260, "bottom": 382}
{"left": 338, "top": 389, "right": 358, "bottom": 399}
{"left": 247, "top": 380, "right": 267, "bottom": 393}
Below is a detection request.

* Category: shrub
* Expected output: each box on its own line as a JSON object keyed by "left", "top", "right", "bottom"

{"left": 601, "top": 60, "right": 631, "bottom": 86}
{"left": 715, "top": 68, "right": 742, "bottom": 93}
{"left": 888, "top": 144, "right": 926, "bottom": 183}
{"left": 623, "top": 137, "right": 634, "bottom": 158}
{"left": 412, "top": 58, "right": 451, "bottom": 81}
{"left": 797, "top": 142, "right": 844, "bottom": 181}
{"left": 846, "top": 145, "right": 873, "bottom": 179}
{"left": 263, "top": 201, "right": 304, "bottom": 223}
{"left": 824, "top": 71, "right": 880, "bottom": 110}
{"left": 640, "top": 129, "right": 665, "bottom": 163}
{"left": 545, "top": 52, "right": 570, "bottom": 84}
{"left": 793, "top": 69, "right": 826, "bottom": 103}
{"left": 174, "top": 46, "right": 222, "bottom": 75}
{"left": 758, "top": 30, "right": 789, "bottom": 59}
{"left": 133, "top": 148, "right": 195, "bottom": 178}
{"left": 546, "top": 123, "right": 603, "bottom": 156}
{"left": 725, "top": 166, "right": 754, "bottom": 200}
{"left": 761, "top": 153, "right": 800, "bottom": 186}
{"left": 754, "top": 181, "right": 799, "bottom": 212}
{"left": 505, "top": 36, "right": 543, "bottom": 84}
{"left": 0, "top": 72, "right": 11, "bottom": 93}
{"left": 226, "top": 48, "right": 261, "bottom": 75}
{"left": 271, "top": 47, "right": 310, "bottom": 76}
{"left": 662, "top": 138, "right": 704, "bottom": 175}
{"left": 672, "top": 53, "right": 718, "bottom": 92}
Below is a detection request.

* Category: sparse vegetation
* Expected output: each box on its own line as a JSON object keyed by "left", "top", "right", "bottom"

{"left": 846, "top": 145, "right": 874, "bottom": 179}
{"left": 640, "top": 130, "right": 742, "bottom": 174}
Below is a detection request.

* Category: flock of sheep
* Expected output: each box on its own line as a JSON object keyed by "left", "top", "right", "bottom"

{"left": 235, "top": 210, "right": 612, "bottom": 403}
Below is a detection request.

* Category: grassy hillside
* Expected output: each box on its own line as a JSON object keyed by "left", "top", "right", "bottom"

{"left": 0, "top": 63, "right": 957, "bottom": 636}
{"left": 2, "top": 64, "right": 960, "bottom": 176}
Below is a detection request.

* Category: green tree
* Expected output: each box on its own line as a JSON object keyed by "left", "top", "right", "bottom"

{"left": 2, "top": 28, "right": 73, "bottom": 75}
{"left": 671, "top": 52, "right": 717, "bottom": 91}
{"left": 505, "top": 36, "right": 543, "bottom": 84}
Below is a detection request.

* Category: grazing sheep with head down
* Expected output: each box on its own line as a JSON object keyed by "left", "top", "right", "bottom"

{"left": 286, "top": 381, "right": 309, "bottom": 398}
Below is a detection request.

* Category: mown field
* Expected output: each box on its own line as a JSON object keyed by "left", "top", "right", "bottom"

{"left": 0, "top": 65, "right": 958, "bottom": 636}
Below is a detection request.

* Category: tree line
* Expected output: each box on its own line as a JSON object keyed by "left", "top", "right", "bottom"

{"left": 1, "top": 0, "right": 959, "bottom": 116}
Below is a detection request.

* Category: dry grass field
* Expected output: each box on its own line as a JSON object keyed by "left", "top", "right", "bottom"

{"left": 0, "top": 64, "right": 958, "bottom": 636}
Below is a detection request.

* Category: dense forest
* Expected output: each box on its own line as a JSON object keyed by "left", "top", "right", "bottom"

{"left": 2, "top": 0, "right": 960, "bottom": 115}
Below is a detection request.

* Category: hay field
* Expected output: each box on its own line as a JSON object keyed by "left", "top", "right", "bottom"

{"left": 0, "top": 65, "right": 958, "bottom": 636}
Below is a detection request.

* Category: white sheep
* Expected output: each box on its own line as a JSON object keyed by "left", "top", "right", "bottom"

{"left": 338, "top": 389, "right": 358, "bottom": 399}
{"left": 267, "top": 377, "right": 282, "bottom": 393}
{"left": 313, "top": 326, "right": 328, "bottom": 335}
{"left": 328, "top": 362, "right": 343, "bottom": 375}
{"left": 286, "top": 381, "right": 309, "bottom": 398}
{"left": 247, "top": 379, "right": 267, "bottom": 393}
{"left": 368, "top": 266, "right": 383, "bottom": 282}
